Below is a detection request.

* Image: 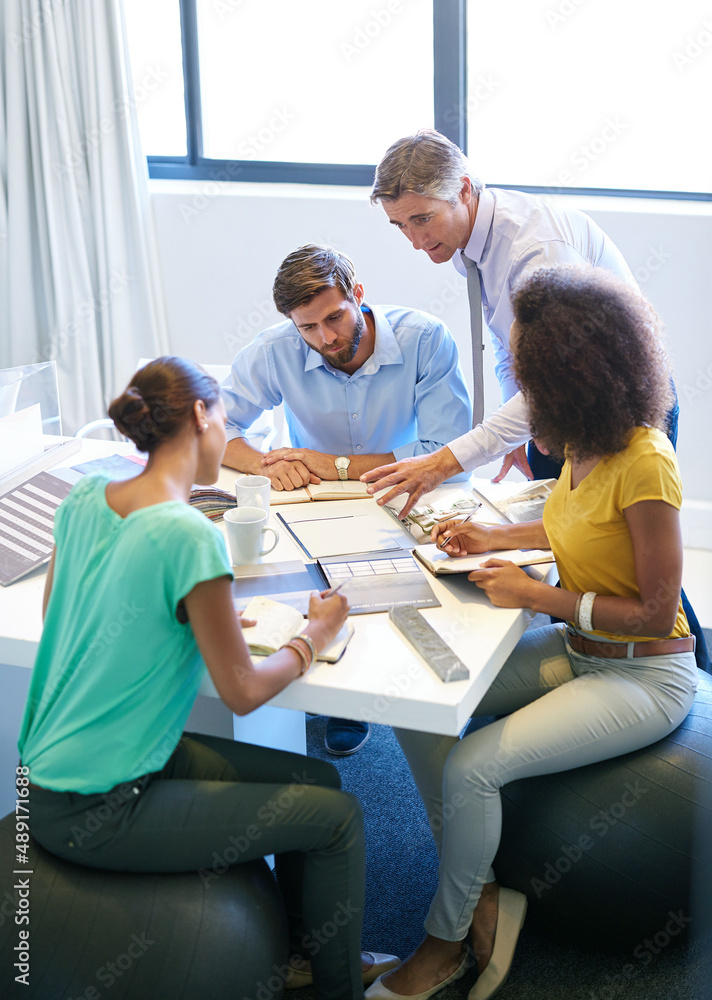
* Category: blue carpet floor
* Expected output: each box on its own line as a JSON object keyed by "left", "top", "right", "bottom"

{"left": 290, "top": 626, "right": 712, "bottom": 999}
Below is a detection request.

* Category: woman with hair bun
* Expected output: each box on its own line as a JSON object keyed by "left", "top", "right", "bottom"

{"left": 367, "top": 267, "right": 698, "bottom": 1000}
{"left": 18, "top": 357, "right": 397, "bottom": 1000}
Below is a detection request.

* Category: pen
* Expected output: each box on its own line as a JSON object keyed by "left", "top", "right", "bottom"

{"left": 323, "top": 582, "right": 345, "bottom": 597}
{"left": 436, "top": 512, "right": 475, "bottom": 550}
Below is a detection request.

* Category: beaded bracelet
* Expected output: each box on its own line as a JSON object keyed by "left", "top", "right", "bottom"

{"left": 578, "top": 591, "right": 597, "bottom": 633}
{"left": 282, "top": 639, "right": 310, "bottom": 676}
{"left": 295, "top": 633, "right": 317, "bottom": 669}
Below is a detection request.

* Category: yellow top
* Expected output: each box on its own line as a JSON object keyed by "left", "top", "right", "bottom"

{"left": 543, "top": 426, "right": 689, "bottom": 642}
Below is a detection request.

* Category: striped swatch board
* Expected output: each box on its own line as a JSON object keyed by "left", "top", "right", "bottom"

{"left": 0, "top": 471, "right": 73, "bottom": 585}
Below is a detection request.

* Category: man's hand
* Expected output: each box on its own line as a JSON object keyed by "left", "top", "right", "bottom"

{"left": 468, "top": 559, "right": 538, "bottom": 608}
{"left": 261, "top": 447, "right": 335, "bottom": 481}
{"left": 261, "top": 458, "right": 320, "bottom": 491}
{"left": 359, "top": 448, "right": 463, "bottom": 519}
{"left": 491, "top": 444, "right": 533, "bottom": 483}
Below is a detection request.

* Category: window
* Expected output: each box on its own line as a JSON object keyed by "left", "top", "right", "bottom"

{"left": 123, "top": 0, "right": 187, "bottom": 157}
{"left": 197, "top": 0, "right": 433, "bottom": 166}
{"left": 465, "top": 0, "right": 711, "bottom": 197}
{"left": 124, "top": 0, "right": 710, "bottom": 198}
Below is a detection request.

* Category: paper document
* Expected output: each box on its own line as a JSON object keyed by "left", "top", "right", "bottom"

{"left": 277, "top": 502, "right": 411, "bottom": 558}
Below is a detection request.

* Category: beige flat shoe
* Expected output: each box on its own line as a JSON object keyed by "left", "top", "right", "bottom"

{"left": 468, "top": 887, "right": 527, "bottom": 1000}
{"left": 365, "top": 950, "right": 470, "bottom": 999}
{"left": 285, "top": 950, "right": 400, "bottom": 989}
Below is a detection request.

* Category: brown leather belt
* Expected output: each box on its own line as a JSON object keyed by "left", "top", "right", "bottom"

{"left": 566, "top": 629, "right": 695, "bottom": 660}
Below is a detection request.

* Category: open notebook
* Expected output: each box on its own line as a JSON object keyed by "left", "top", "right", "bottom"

{"left": 413, "top": 544, "right": 555, "bottom": 576}
{"left": 240, "top": 595, "right": 354, "bottom": 663}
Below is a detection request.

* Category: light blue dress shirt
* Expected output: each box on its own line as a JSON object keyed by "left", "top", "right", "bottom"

{"left": 222, "top": 303, "right": 471, "bottom": 464}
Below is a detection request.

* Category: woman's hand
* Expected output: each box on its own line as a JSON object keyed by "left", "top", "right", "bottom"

{"left": 431, "top": 519, "right": 496, "bottom": 556}
{"left": 236, "top": 610, "right": 257, "bottom": 628}
{"left": 467, "top": 559, "right": 537, "bottom": 608}
{"left": 303, "top": 590, "right": 350, "bottom": 651}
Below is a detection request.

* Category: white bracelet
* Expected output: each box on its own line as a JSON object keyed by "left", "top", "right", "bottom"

{"left": 578, "top": 591, "right": 597, "bottom": 633}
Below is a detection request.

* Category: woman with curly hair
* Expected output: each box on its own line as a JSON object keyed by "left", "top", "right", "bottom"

{"left": 366, "top": 266, "right": 698, "bottom": 1000}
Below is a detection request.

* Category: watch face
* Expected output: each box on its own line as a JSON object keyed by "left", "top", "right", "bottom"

{"left": 335, "top": 457, "right": 350, "bottom": 470}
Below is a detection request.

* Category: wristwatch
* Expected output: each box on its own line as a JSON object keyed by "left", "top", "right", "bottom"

{"left": 335, "top": 456, "right": 351, "bottom": 481}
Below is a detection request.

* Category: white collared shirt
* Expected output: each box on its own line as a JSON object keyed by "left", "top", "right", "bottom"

{"left": 449, "top": 187, "right": 636, "bottom": 471}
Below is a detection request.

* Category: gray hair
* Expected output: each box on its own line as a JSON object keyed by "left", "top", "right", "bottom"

{"left": 371, "top": 129, "right": 483, "bottom": 206}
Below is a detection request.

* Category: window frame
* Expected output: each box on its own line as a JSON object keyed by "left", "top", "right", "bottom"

{"left": 146, "top": 0, "right": 711, "bottom": 202}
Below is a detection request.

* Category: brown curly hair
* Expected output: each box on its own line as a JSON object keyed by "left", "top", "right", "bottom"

{"left": 511, "top": 265, "right": 673, "bottom": 461}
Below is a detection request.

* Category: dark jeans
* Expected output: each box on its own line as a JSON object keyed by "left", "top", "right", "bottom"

{"left": 28, "top": 733, "right": 366, "bottom": 1000}
{"left": 526, "top": 392, "right": 710, "bottom": 673}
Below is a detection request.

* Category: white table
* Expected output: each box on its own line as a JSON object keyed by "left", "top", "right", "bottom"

{"left": 0, "top": 440, "right": 547, "bottom": 816}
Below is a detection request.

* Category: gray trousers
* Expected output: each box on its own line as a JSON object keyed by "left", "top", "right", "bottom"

{"left": 28, "top": 733, "right": 365, "bottom": 1000}
{"left": 394, "top": 624, "right": 698, "bottom": 941}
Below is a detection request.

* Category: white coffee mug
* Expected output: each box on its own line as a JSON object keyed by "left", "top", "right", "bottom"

{"left": 223, "top": 507, "right": 279, "bottom": 565}
{"left": 235, "top": 474, "right": 271, "bottom": 511}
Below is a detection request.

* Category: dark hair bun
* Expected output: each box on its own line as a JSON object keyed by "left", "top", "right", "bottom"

{"left": 108, "top": 386, "right": 153, "bottom": 448}
{"left": 107, "top": 357, "right": 221, "bottom": 454}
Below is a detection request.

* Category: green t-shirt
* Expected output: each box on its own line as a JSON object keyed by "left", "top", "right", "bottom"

{"left": 18, "top": 475, "right": 232, "bottom": 793}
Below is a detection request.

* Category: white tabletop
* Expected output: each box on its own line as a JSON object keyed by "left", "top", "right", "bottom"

{"left": 0, "top": 441, "right": 547, "bottom": 736}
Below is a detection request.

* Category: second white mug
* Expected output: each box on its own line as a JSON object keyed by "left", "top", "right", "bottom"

{"left": 235, "top": 474, "right": 271, "bottom": 511}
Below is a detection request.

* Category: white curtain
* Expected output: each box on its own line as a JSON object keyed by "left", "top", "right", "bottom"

{"left": 0, "top": 0, "right": 168, "bottom": 433}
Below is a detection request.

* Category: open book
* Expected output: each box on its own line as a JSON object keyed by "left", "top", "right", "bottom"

{"left": 240, "top": 595, "right": 354, "bottom": 663}
{"left": 272, "top": 480, "right": 373, "bottom": 504}
{"left": 471, "top": 479, "right": 557, "bottom": 524}
{"left": 413, "top": 544, "right": 555, "bottom": 576}
{"left": 383, "top": 489, "right": 482, "bottom": 543}
{"left": 190, "top": 480, "right": 371, "bottom": 520}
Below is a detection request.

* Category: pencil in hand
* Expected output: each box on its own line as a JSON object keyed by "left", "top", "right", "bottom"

{"left": 436, "top": 512, "right": 475, "bottom": 550}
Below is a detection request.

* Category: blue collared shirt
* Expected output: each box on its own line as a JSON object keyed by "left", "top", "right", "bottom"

{"left": 222, "top": 303, "right": 471, "bottom": 462}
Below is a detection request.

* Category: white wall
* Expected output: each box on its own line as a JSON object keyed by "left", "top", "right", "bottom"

{"left": 149, "top": 181, "right": 712, "bottom": 547}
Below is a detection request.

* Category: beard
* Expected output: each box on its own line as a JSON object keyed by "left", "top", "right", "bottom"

{"left": 318, "top": 309, "right": 365, "bottom": 367}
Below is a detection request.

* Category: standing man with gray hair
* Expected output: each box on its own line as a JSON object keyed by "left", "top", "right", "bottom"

{"left": 361, "top": 128, "right": 708, "bottom": 675}
{"left": 362, "top": 128, "right": 638, "bottom": 504}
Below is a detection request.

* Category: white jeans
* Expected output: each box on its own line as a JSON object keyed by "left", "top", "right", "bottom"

{"left": 394, "top": 624, "right": 698, "bottom": 941}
